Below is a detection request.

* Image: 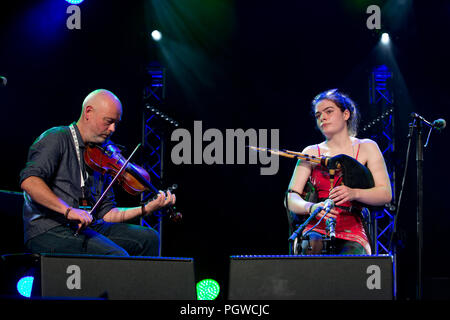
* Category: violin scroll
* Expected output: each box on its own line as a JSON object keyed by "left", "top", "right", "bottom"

{"left": 151, "top": 184, "right": 182, "bottom": 222}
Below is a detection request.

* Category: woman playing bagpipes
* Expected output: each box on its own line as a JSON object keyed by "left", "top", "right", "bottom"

{"left": 286, "top": 89, "right": 392, "bottom": 255}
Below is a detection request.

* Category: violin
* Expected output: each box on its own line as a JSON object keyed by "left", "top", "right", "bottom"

{"left": 84, "top": 142, "right": 181, "bottom": 221}
{"left": 84, "top": 142, "right": 153, "bottom": 196}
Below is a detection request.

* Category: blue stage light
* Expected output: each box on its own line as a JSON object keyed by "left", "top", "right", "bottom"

{"left": 17, "top": 276, "right": 34, "bottom": 298}
{"left": 65, "top": 0, "right": 84, "bottom": 4}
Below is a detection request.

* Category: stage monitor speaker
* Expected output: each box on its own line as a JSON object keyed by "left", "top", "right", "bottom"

{"left": 1, "top": 253, "right": 196, "bottom": 300}
{"left": 228, "top": 255, "right": 393, "bottom": 300}
{"left": 0, "top": 190, "right": 25, "bottom": 254}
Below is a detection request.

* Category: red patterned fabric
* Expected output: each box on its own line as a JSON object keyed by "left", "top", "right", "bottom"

{"left": 303, "top": 144, "right": 371, "bottom": 254}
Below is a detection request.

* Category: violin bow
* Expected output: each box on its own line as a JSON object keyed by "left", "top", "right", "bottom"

{"left": 89, "top": 143, "right": 142, "bottom": 215}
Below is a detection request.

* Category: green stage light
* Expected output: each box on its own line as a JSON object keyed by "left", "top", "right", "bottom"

{"left": 196, "top": 279, "right": 220, "bottom": 300}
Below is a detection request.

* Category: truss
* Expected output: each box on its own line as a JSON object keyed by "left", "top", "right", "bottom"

{"left": 140, "top": 63, "right": 179, "bottom": 255}
{"left": 363, "top": 64, "right": 396, "bottom": 255}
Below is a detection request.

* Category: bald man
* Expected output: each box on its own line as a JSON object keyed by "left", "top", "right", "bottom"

{"left": 19, "top": 89, "right": 174, "bottom": 256}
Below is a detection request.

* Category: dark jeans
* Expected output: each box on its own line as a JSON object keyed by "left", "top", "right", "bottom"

{"left": 26, "top": 221, "right": 160, "bottom": 257}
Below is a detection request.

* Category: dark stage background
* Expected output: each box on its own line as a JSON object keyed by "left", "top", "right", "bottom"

{"left": 1, "top": 0, "right": 449, "bottom": 300}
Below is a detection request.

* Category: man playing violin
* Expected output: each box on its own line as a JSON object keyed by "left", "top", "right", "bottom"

{"left": 19, "top": 89, "right": 175, "bottom": 256}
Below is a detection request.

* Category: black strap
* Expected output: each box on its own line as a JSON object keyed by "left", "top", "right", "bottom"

{"left": 286, "top": 189, "right": 302, "bottom": 197}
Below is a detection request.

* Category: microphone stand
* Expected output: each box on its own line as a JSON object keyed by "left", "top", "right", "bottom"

{"left": 326, "top": 218, "right": 336, "bottom": 254}
{"left": 409, "top": 112, "right": 444, "bottom": 300}
{"left": 288, "top": 205, "right": 323, "bottom": 243}
{"left": 415, "top": 118, "right": 424, "bottom": 300}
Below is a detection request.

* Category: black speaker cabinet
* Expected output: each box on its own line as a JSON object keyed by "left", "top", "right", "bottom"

{"left": 228, "top": 255, "right": 394, "bottom": 300}
{"left": 1, "top": 253, "right": 196, "bottom": 300}
{"left": 0, "top": 190, "right": 25, "bottom": 254}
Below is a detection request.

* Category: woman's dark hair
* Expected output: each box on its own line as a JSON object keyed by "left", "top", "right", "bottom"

{"left": 311, "top": 88, "right": 360, "bottom": 137}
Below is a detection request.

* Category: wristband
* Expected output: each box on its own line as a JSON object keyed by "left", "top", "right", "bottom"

{"left": 65, "top": 207, "right": 72, "bottom": 219}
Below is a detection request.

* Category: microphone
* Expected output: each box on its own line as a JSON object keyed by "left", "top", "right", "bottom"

{"left": 432, "top": 118, "right": 446, "bottom": 130}
{"left": 323, "top": 198, "right": 334, "bottom": 214}
{"left": 288, "top": 199, "right": 334, "bottom": 242}
{"left": 323, "top": 199, "right": 336, "bottom": 246}
{"left": 411, "top": 113, "right": 446, "bottom": 131}
{"left": 0, "top": 76, "right": 7, "bottom": 87}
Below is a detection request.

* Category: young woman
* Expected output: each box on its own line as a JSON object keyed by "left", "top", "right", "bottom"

{"left": 286, "top": 89, "right": 392, "bottom": 255}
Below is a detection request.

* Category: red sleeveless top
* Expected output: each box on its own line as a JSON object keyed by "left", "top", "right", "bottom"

{"left": 303, "top": 144, "right": 371, "bottom": 255}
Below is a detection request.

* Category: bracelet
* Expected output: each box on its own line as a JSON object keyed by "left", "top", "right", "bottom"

{"left": 65, "top": 207, "right": 72, "bottom": 219}
{"left": 141, "top": 204, "right": 146, "bottom": 217}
